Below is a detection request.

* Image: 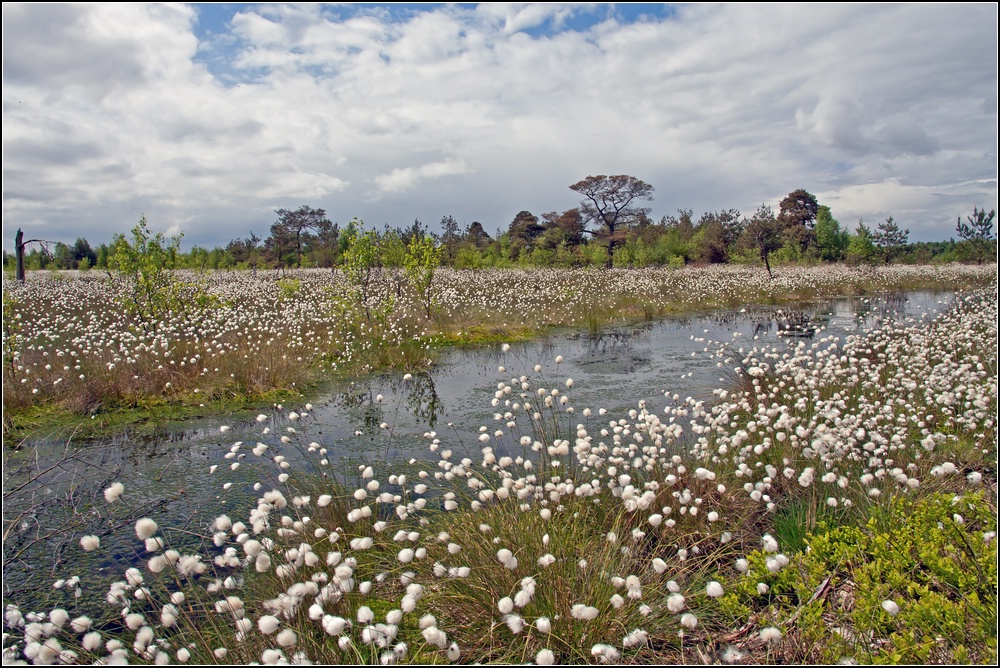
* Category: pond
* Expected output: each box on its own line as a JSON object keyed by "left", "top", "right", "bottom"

{"left": 1, "top": 290, "right": 955, "bottom": 612}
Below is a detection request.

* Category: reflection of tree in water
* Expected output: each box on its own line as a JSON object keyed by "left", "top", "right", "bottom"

{"left": 708, "top": 304, "right": 839, "bottom": 340}
{"left": 585, "top": 331, "right": 631, "bottom": 354}
{"left": 852, "top": 297, "right": 873, "bottom": 320}
{"left": 334, "top": 373, "right": 442, "bottom": 430}
{"left": 580, "top": 321, "right": 654, "bottom": 352}
{"left": 878, "top": 292, "right": 909, "bottom": 318}
{"left": 708, "top": 308, "right": 773, "bottom": 338}
{"left": 576, "top": 326, "right": 655, "bottom": 374}
{"left": 402, "top": 372, "right": 440, "bottom": 429}
{"left": 3, "top": 444, "right": 170, "bottom": 616}
{"left": 849, "top": 291, "right": 911, "bottom": 327}
{"left": 332, "top": 383, "right": 385, "bottom": 433}
{"left": 751, "top": 320, "right": 774, "bottom": 339}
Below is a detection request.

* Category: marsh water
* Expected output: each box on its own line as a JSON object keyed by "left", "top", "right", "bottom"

{"left": 2, "top": 291, "right": 955, "bottom": 608}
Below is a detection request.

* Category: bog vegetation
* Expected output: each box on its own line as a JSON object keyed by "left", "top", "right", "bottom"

{"left": 1, "top": 273, "right": 996, "bottom": 665}
{"left": 3, "top": 225, "right": 996, "bottom": 438}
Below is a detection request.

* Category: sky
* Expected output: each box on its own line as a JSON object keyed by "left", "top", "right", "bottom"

{"left": 2, "top": 2, "right": 997, "bottom": 251}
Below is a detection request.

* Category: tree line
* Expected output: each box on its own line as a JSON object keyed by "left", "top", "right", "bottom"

{"left": 6, "top": 179, "right": 996, "bottom": 276}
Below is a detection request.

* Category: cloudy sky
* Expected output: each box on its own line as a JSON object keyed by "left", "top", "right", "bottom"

{"left": 2, "top": 3, "right": 997, "bottom": 250}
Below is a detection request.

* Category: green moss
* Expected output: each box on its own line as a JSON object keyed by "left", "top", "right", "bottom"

{"left": 3, "top": 387, "right": 309, "bottom": 444}
{"left": 428, "top": 324, "right": 538, "bottom": 347}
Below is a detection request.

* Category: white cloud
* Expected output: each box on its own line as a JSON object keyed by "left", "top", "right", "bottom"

{"left": 2, "top": 3, "right": 996, "bottom": 248}
{"left": 374, "top": 160, "right": 470, "bottom": 196}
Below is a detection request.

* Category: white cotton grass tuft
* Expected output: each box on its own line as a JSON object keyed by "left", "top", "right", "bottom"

{"left": 760, "top": 626, "right": 783, "bottom": 643}
{"left": 721, "top": 644, "right": 745, "bottom": 663}
{"left": 705, "top": 581, "right": 724, "bottom": 598}
{"left": 505, "top": 614, "right": 525, "bottom": 634}
{"left": 357, "top": 606, "right": 375, "bottom": 624}
{"left": 570, "top": 604, "right": 599, "bottom": 621}
{"left": 261, "top": 649, "right": 284, "bottom": 664}
{"left": 881, "top": 600, "right": 900, "bottom": 617}
{"left": 49, "top": 609, "right": 69, "bottom": 628}
{"left": 623, "top": 628, "right": 649, "bottom": 648}
{"left": 422, "top": 626, "right": 448, "bottom": 649}
{"left": 447, "top": 642, "right": 461, "bottom": 662}
{"left": 80, "top": 535, "right": 100, "bottom": 552}
{"left": 69, "top": 616, "right": 92, "bottom": 633}
{"left": 103, "top": 482, "right": 124, "bottom": 503}
{"left": 514, "top": 589, "right": 532, "bottom": 608}
{"left": 147, "top": 555, "right": 167, "bottom": 573}
{"left": 135, "top": 518, "right": 158, "bottom": 541}
{"left": 258, "top": 615, "right": 280, "bottom": 635}
{"left": 322, "top": 615, "right": 348, "bottom": 636}
{"left": 536, "top": 648, "right": 556, "bottom": 665}
{"left": 591, "top": 644, "right": 621, "bottom": 663}
{"left": 496, "top": 548, "right": 518, "bottom": 570}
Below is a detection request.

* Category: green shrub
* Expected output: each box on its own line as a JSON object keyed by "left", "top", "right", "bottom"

{"left": 721, "top": 491, "right": 997, "bottom": 664}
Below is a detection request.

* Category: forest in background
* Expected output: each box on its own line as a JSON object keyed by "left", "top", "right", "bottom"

{"left": 6, "top": 182, "right": 996, "bottom": 275}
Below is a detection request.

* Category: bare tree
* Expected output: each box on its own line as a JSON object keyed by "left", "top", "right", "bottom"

{"left": 12, "top": 229, "right": 54, "bottom": 281}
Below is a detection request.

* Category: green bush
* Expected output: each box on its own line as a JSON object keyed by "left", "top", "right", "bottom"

{"left": 720, "top": 491, "right": 997, "bottom": 664}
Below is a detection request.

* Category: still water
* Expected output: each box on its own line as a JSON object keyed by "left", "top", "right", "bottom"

{"left": 2, "top": 291, "right": 953, "bottom": 608}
